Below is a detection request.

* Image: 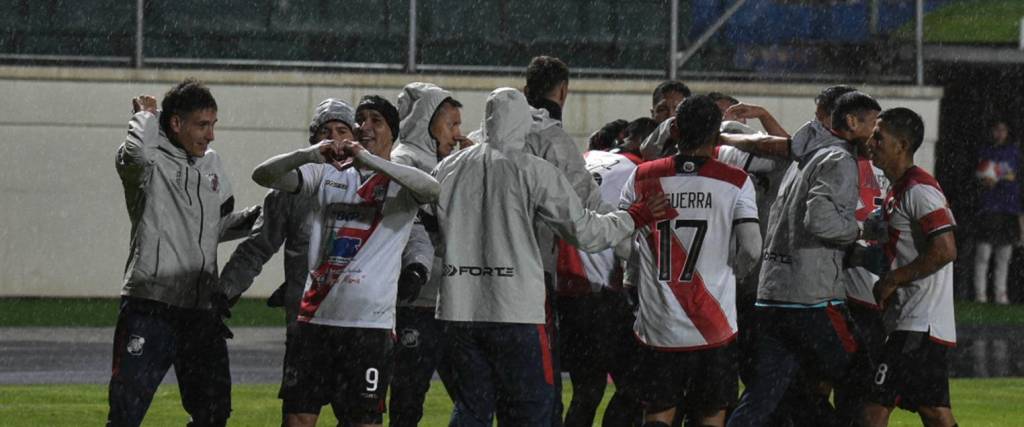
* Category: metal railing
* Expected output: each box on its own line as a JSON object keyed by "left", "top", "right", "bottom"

{"left": 0, "top": 0, "right": 925, "bottom": 85}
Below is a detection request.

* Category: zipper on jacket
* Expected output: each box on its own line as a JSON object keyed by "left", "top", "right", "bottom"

{"left": 183, "top": 167, "right": 193, "bottom": 206}
{"left": 194, "top": 167, "right": 206, "bottom": 308}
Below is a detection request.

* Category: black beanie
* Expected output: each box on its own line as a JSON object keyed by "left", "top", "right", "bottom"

{"left": 356, "top": 95, "right": 400, "bottom": 142}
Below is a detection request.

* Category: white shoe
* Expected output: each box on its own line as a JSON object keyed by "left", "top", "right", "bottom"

{"left": 996, "top": 293, "right": 1010, "bottom": 305}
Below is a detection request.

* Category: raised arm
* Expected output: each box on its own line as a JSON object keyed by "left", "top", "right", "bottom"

{"left": 252, "top": 143, "right": 327, "bottom": 192}
{"left": 117, "top": 96, "right": 160, "bottom": 173}
{"left": 718, "top": 133, "right": 792, "bottom": 159}
{"left": 724, "top": 103, "right": 790, "bottom": 138}
{"left": 352, "top": 148, "right": 440, "bottom": 204}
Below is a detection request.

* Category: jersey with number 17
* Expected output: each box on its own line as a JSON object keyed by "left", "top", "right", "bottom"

{"left": 621, "top": 156, "right": 759, "bottom": 350}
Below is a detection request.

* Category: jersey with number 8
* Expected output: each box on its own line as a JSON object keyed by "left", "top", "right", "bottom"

{"left": 622, "top": 156, "right": 759, "bottom": 350}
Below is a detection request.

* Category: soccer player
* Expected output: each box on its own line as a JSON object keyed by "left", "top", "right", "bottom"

{"left": 109, "top": 79, "right": 260, "bottom": 427}
{"left": 251, "top": 98, "right": 440, "bottom": 427}
{"left": 727, "top": 91, "right": 880, "bottom": 427}
{"left": 433, "top": 87, "right": 667, "bottom": 426}
{"left": 389, "top": 82, "right": 465, "bottom": 427}
{"left": 640, "top": 80, "right": 692, "bottom": 160}
{"left": 219, "top": 95, "right": 401, "bottom": 422}
{"left": 862, "top": 108, "right": 958, "bottom": 427}
{"left": 556, "top": 146, "right": 641, "bottom": 427}
{"left": 621, "top": 95, "right": 762, "bottom": 427}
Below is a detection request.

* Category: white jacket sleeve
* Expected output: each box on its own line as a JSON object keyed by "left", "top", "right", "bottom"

{"left": 531, "top": 161, "right": 635, "bottom": 252}
{"left": 116, "top": 111, "right": 161, "bottom": 181}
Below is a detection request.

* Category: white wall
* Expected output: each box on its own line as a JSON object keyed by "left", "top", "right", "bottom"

{"left": 0, "top": 66, "right": 943, "bottom": 297}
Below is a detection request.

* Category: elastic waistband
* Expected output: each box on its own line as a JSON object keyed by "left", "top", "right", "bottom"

{"left": 755, "top": 299, "right": 845, "bottom": 309}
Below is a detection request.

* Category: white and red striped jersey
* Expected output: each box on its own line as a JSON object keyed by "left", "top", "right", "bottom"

{"left": 883, "top": 166, "right": 957, "bottom": 346}
{"left": 846, "top": 158, "right": 891, "bottom": 308}
{"left": 296, "top": 164, "right": 420, "bottom": 329}
{"left": 622, "top": 156, "right": 759, "bottom": 350}
{"left": 556, "top": 150, "right": 639, "bottom": 295}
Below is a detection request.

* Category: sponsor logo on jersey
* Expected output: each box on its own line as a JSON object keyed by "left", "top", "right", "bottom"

{"left": 443, "top": 264, "right": 516, "bottom": 277}
{"left": 127, "top": 335, "right": 146, "bottom": 356}
{"left": 325, "top": 180, "right": 349, "bottom": 190}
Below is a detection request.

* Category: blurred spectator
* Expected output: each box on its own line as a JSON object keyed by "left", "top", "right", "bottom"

{"left": 973, "top": 119, "right": 1023, "bottom": 304}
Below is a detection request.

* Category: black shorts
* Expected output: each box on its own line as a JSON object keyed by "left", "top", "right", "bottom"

{"left": 279, "top": 323, "right": 394, "bottom": 423}
{"left": 870, "top": 331, "right": 952, "bottom": 411}
{"left": 630, "top": 343, "right": 738, "bottom": 413}
{"left": 557, "top": 289, "right": 635, "bottom": 374}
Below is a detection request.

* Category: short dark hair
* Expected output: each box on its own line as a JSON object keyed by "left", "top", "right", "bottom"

{"left": 525, "top": 56, "right": 569, "bottom": 102}
{"left": 814, "top": 84, "right": 857, "bottom": 113}
{"left": 708, "top": 91, "right": 739, "bottom": 107}
{"left": 625, "top": 117, "right": 658, "bottom": 142}
{"left": 878, "top": 107, "right": 925, "bottom": 152}
{"left": 675, "top": 94, "right": 722, "bottom": 152}
{"left": 831, "top": 91, "right": 881, "bottom": 132}
{"left": 440, "top": 97, "right": 463, "bottom": 109}
{"left": 159, "top": 78, "right": 217, "bottom": 136}
{"left": 652, "top": 80, "right": 692, "bottom": 107}
{"left": 588, "top": 119, "right": 629, "bottom": 151}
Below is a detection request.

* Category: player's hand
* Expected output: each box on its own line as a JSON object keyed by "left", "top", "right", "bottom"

{"left": 455, "top": 135, "right": 475, "bottom": 150}
{"left": 724, "top": 103, "right": 765, "bottom": 122}
{"left": 266, "top": 282, "right": 287, "bottom": 308}
{"left": 132, "top": 95, "right": 158, "bottom": 114}
{"left": 861, "top": 208, "right": 888, "bottom": 242}
{"left": 872, "top": 277, "right": 899, "bottom": 309}
{"left": 397, "top": 263, "right": 428, "bottom": 303}
{"left": 316, "top": 139, "right": 358, "bottom": 170}
{"left": 627, "top": 192, "right": 671, "bottom": 227}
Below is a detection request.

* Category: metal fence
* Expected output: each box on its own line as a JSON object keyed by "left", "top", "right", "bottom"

{"left": 0, "top": 0, "right": 927, "bottom": 83}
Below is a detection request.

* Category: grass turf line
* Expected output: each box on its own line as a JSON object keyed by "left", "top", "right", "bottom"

{"left": 0, "top": 379, "right": 1020, "bottom": 426}
{"left": 2, "top": 298, "right": 1024, "bottom": 327}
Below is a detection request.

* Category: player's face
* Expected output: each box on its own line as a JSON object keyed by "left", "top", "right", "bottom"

{"left": 652, "top": 91, "right": 686, "bottom": 124}
{"left": 357, "top": 109, "right": 393, "bottom": 159}
{"left": 868, "top": 120, "right": 903, "bottom": 169}
{"left": 171, "top": 108, "right": 217, "bottom": 157}
{"left": 315, "top": 120, "right": 355, "bottom": 144}
{"left": 430, "top": 103, "right": 463, "bottom": 159}
{"left": 847, "top": 110, "right": 880, "bottom": 147}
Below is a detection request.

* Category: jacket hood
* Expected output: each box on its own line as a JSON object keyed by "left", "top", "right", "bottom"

{"left": 394, "top": 82, "right": 453, "bottom": 168}
{"left": 529, "top": 106, "right": 562, "bottom": 134}
{"left": 482, "top": 87, "right": 531, "bottom": 153}
{"left": 791, "top": 120, "right": 847, "bottom": 161}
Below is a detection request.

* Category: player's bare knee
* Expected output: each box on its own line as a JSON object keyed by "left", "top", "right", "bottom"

{"left": 283, "top": 413, "right": 318, "bottom": 427}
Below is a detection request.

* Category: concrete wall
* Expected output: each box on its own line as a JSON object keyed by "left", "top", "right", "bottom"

{"left": 0, "top": 66, "right": 943, "bottom": 297}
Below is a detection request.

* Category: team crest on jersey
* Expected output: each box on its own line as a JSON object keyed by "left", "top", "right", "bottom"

{"left": 400, "top": 328, "right": 420, "bottom": 348}
{"left": 682, "top": 161, "right": 696, "bottom": 173}
{"left": 207, "top": 173, "right": 220, "bottom": 192}
{"left": 127, "top": 335, "right": 146, "bottom": 356}
{"left": 591, "top": 172, "right": 603, "bottom": 186}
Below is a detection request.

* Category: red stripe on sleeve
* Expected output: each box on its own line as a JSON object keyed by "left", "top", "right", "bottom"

{"left": 919, "top": 208, "right": 954, "bottom": 235}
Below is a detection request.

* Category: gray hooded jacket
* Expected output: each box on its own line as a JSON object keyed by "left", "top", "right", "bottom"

{"left": 116, "top": 110, "right": 253, "bottom": 309}
{"left": 392, "top": 82, "right": 454, "bottom": 307}
{"left": 432, "top": 88, "right": 636, "bottom": 324}
{"left": 757, "top": 120, "right": 861, "bottom": 304}
{"left": 525, "top": 106, "right": 613, "bottom": 282}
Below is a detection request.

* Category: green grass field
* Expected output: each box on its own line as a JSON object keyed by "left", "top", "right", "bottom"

{"left": 2, "top": 298, "right": 1023, "bottom": 327}
{"left": 894, "top": 0, "right": 1024, "bottom": 44}
{"left": 0, "top": 379, "right": 1021, "bottom": 426}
